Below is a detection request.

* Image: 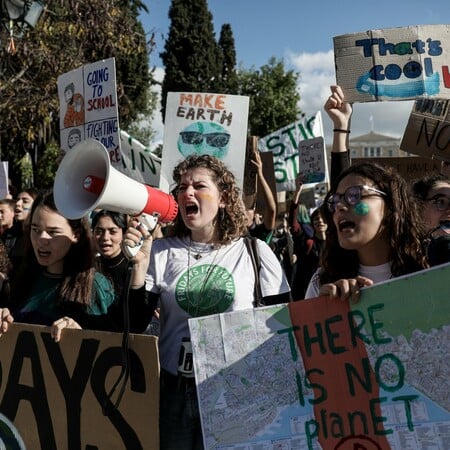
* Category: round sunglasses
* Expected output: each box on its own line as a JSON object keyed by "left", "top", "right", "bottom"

{"left": 326, "top": 184, "right": 387, "bottom": 213}
{"left": 179, "top": 131, "right": 230, "bottom": 148}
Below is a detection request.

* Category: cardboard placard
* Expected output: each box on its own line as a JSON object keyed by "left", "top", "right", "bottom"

{"left": 243, "top": 145, "right": 277, "bottom": 215}
{"left": 58, "top": 58, "right": 120, "bottom": 162}
{"left": 160, "top": 92, "right": 249, "bottom": 193}
{"left": 0, "top": 161, "right": 8, "bottom": 199}
{"left": 256, "top": 151, "right": 277, "bottom": 215}
{"left": 334, "top": 25, "right": 450, "bottom": 102}
{"left": 352, "top": 156, "right": 442, "bottom": 180}
{"left": 243, "top": 136, "right": 258, "bottom": 198}
{"left": 400, "top": 97, "right": 450, "bottom": 161}
{"left": 298, "top": 136, "right": 328, "bottom": 183}
{"left": 0, "top": 324, "right": 159, "bottom": 449}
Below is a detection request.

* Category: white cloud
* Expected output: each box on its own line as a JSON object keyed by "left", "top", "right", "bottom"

{"left": 287, "top": 50, "right": 414, "bottom": 143}
{"left": 149, "top": 50, "right": 415, "bottom": 148}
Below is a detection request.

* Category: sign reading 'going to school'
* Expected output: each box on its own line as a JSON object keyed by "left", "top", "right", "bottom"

{"left": 334, "top": 24, "right": 450, "bottom": 102}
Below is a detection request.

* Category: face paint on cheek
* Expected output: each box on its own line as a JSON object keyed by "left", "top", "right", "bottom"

{"left": 198, "top": 193, "right": 215, "bottom": 201}
{"left": 353, "top": 202, "right": 370, "bottom": 216}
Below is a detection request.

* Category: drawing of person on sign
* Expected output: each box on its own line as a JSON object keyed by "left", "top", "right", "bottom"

{"left": 67, "top": 127, "right": 82, "bottom": 149}
{"left": 177, "top": 121, "right": 230, "bottom": 159}
{"left": 63, "top": 82, "right": 85, "bottom": 128}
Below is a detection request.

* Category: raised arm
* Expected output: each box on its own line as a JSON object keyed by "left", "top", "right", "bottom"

{"left": 252, "top": 149, "right": 277, "bottom": 232}
{"left": 324, "top": 85, "right": 353, "bottom": 187}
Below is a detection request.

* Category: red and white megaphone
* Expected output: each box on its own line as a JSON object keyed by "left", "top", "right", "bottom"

{"left": 53, "top": 139, "right": 178, "bottom": 224}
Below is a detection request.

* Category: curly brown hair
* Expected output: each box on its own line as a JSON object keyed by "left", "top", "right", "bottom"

{"left": 319, "top": 162, "right": 428, "bottom": 284}
{"left": 171, "top": 154, "right": 247, "bottom": 244}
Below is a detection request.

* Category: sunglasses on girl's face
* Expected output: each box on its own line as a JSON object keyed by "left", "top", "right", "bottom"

{"left": 326, "top": 184, "right": 387, "bottom": 213}
{"left": 179, "top": 131, "right": 230, "bottom": 148}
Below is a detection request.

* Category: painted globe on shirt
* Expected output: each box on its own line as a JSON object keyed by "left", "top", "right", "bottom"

{"left": 176, "top": 264, "right": 235, "bottom": 316}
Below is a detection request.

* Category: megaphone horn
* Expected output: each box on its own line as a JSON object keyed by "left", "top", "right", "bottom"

{"left": 53, "top": 139, "right": 178, "bottom": 222}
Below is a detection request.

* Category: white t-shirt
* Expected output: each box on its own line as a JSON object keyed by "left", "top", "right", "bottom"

{"left": 146, "top": 236, "right": 291, "bottom": 374}
{"left": 305, "top": 262, "right": 392, "bottom": 299}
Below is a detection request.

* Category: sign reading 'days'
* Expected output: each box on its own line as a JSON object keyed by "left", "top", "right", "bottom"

{"left": 0, "top": 324, "right": 159, "bottom": 449}
{"left": 334, "top": 24, "right": 450, "bottom": 102}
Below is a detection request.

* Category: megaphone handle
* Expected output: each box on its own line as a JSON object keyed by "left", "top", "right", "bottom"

{"left": 122, "top": 214, "right": 159, "bottom": 260}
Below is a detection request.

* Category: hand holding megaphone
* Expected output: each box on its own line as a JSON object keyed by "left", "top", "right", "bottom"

{"left": 121, "top": 214, "right": 157, "bottom": 260}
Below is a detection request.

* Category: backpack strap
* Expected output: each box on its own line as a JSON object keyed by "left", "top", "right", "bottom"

{"left": 244, "top": 237, "right": 264, "bottom": 307}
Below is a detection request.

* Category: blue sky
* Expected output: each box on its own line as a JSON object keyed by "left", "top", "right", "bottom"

{"left": 139, "top": 0, "right": 450, "bottom": 146}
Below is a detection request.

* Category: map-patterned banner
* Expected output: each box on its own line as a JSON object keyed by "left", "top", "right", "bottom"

{"left": 189, "top": 263, "right": 450, "bottom": 450}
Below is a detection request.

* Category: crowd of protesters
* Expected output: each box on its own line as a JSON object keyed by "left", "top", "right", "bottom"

{"left": 0, "top": 85, "right": 448, "bottom": 450}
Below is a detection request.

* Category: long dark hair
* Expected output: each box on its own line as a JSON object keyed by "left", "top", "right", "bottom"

{"left": 171, "top": 154, "right": 247, "bottom": 244}
{"left": 11, "top": 190, "right": 97, "bottom": 306}
{"left": 319, "top": 162, "right": 428, "bottom": 284}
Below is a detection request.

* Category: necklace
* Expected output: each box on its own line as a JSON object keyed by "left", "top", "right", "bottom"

{"left": 189, "top": 237, "right": 215, "bottom": 260}
{"left": 102, "top": 255, "right": 126, "bottom": 269}
{"left": 104, "top": 256, "right": 125, "bottom": 269}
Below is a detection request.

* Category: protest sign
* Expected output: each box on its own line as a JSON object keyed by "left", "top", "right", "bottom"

{"left": 352, "top": 156, "right": 441, "bottom": 180}
{"left": 243, "top": 139, "right": 277, "bottom": 214}
{"left": 255, "top": 151, "right": 277, "bottom": 215}
{"left": 334, "top": 25, "right": 450, "bottom": 102}
{"left": 258, "top": 113, "right": 324, "bottom": 192}
{"left": 119, "top": 129, "right": 161, "bottom": 187}
{"left": 400, "top": 97, "right": 450, "bottom": 161}
{"left": 159, "top": 92, "right": 249, "bottom": 192}
{"left": 298, "top": 136, "right": 328, "bottom": 184}
{"left": 0, "top": 324, "right": 159, "bottom": 449}
{"left": 190, "top": 263, "right": 450, "bottom": 450}
{"left": 0, "top": 161, "right": 8, "bottom": 198}
{"left": 58, "top": 58, "right": 120, "bottom": 164}
{"left": 243, "top": 136, "right": 259, "bottom": 199}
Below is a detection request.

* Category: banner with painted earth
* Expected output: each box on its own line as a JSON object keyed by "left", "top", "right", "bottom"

{"left": 160, "top": 92, "right": 249, "bottom": 193}
{"left": 334, "top": 24, "right": 450, "bottom": 103}
{"left": 189, "top": 263, "right": 450, "bottom": 450}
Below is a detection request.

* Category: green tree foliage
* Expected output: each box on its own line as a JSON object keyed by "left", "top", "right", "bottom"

{"left": 160, "top": 0, "right": 222, "bottom": 121}
{"left": 238, "top": 57, "right": 301, "bottom": 138}
{"left": 0, "top": 0, "right": 155, "bottom": 189}
{"left": 218, "top": 23, "right": 238, "bottom": 94}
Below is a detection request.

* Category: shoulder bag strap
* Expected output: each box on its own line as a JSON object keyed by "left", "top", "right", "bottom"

{"left": 244, "top": 237, "right": 264, "bottom": 307}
